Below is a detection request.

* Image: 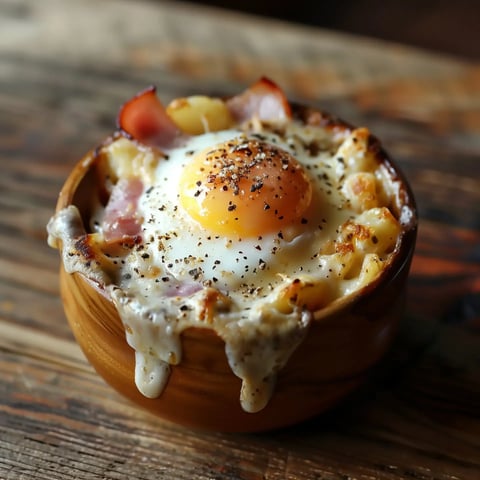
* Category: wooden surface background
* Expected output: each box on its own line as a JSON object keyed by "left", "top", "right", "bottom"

{"left": 1, "top": 0, "right": 479, "bottom": 478}
{"left": 192, "top": 0, "right": 480, "bottom": 61}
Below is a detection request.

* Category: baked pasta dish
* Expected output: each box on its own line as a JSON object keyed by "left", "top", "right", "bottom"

{"left": 48, "top": 78, "right": 415, "bottom": 414}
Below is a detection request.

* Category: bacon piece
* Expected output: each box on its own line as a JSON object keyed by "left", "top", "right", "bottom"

{"left": 102, "top": 177, "right": 144, "bottom": 242}
{"left": 117, "top": 86, "right": 182, "bottom": 148}
{"left": 226, "top": 77, "right": 292, "bottom": 123}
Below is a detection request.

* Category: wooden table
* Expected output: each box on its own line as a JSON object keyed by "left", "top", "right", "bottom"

{"left": 1, "top": 0, "right": 479, "bottom": 478}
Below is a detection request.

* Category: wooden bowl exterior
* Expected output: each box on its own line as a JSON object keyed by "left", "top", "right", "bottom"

{"left": 54, "top": 117, "right": 417, "bottom": 432}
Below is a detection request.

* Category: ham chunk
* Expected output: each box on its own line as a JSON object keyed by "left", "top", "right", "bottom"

{"left": 117, "top": 86, "right": 183, "bottom": 149}
{"left": 226, "top": 77, "right": 292, "bottom": 123}
{"left": 102, "top": 177, "right": 144, "bottom": 242}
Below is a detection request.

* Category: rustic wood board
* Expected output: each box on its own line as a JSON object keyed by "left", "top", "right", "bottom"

{"left": 1, "top": 0, "right": 479, "bottom": 478}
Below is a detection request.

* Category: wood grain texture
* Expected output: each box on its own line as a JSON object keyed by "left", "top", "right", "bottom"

{"left": 0, "top": 0, "right": 479, "bottom": 478}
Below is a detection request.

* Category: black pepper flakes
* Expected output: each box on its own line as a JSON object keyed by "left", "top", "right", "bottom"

{"left": 250, "top": 181, "right": 264, "bottom": 192}
{"left": 188, "top": 267, "right": 202, "bottom": 280}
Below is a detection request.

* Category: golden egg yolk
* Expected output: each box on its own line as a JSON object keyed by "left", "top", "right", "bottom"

{"left": 179, "top": 138, "right": 313, "bottom": 237}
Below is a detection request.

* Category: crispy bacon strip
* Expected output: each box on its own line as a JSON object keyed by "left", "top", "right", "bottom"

{"left": 226, "top": 77, "right": 292, "bottom": 123}
{"left": 117, "top": 86, "right": 182, "bottom": 148}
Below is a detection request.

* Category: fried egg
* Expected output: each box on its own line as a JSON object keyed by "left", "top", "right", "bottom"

{"left": 133, "top": 126, "right": 348, "bottom": 300}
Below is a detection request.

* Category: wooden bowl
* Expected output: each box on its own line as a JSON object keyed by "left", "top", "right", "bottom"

{"left": 53, "top": 113, "right": 417, "bottom": 433}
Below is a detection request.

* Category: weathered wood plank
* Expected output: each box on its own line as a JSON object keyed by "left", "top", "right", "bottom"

{"left": 1, "top": 327, "right": 479, "bottom": 480}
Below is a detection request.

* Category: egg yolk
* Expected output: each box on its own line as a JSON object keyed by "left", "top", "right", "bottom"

{"left": 179, "top": 138, "right": 313, "bottom": 237}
